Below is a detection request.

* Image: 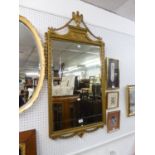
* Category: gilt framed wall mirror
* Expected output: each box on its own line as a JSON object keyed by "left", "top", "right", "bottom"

{"left": 45, "top": 11, "right": 106, "bottom": 139}
{"left": 19, "top": 16, "right": 45, "bottom": 113}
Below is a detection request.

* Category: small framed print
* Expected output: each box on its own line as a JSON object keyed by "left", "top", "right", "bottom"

{"left": 127, "top": 85, "right": 135, "bottom": 116}
{"left": 106, "top": 58, "right": 119, "bottom": 89}
{"left": 107, "top": 92, "right": 119, "bottom": 109}
{"left": 107, "top": 110, "right": 120, "bottom": 133}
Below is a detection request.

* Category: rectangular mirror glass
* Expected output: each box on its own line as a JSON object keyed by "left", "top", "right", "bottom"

{"left": 51, "top": 40, "right": 102, "bottom": 131}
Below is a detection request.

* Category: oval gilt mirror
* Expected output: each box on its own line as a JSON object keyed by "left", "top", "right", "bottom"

{"left": 19, "top": 16, "right": 45, "bottom": 113}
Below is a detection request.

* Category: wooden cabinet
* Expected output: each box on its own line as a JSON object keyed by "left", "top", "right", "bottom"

{"left": 52, "top": 96, "right": 79, "bottom": 130}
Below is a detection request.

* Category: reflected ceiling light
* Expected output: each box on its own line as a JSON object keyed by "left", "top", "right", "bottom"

{"left": 85, "top": 61, "right": 100, "bottom": 67}
{"left": 63, "top": 58, "right": 100, "bottom": 74}
{"left": 77, "top": 44, "right": 81, "bottom": 48}
{"left": 63, "top": 66, "right": 79, "bottom": 74}
{"left": 25, "top": 72, "right": 40, "bottom": 76}
{"left": 82, "top": 58, "right": 100, "bottom": 65}
{"left": 77, "top": 65, "right": 85, "bottom": 68}
{"left": 82, "top": 58, "right": 100, "bottom": 67}
{"left": 67, "top": 66, "right": 78, "bottom": 71}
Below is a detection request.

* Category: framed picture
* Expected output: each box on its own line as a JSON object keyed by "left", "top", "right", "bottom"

{"left": 19, "top": 129, "right": 37, "bottom": 155}
{"left": 106, "top": 58, "right": 119, "bottom": 89}
{"left": 107, "top": 110, "right": 120, "bottom": 133}
{"left": 106, "top": 92, "right": 119, "bottom": 109}
{"left": 127, "top": 85, "right": 135, "bottom": 116}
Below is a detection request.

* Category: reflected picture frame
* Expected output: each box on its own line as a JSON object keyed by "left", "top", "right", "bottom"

{"left": 106, "top": 91, "right": 119, "bottom": 109}
{"left": 106, "top": 58, "right": 119, "bottom": 90}
{"left": 107, "top": 110, "right": 120, "bottom": 133}
{"left": 127, "top": 85, "right": 135, "bottom": 116}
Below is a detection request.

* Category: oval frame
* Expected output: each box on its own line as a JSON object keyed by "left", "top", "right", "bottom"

{"left": 19, "top": 16, "right": 45, "bottom": 114}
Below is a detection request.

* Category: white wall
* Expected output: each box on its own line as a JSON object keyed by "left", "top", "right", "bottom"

{"left": 19, "top": 0, "right": 134, "bottom": 36}
{"left": 19, "top": 2, "right": 135, "bottom": 155}
{"left": 74, "top": 132, "right": 134, "bottom": 155}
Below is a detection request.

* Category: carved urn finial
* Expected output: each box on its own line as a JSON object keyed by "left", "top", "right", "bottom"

{"left": 72, "top": 11, "right": 83, "bottom": 27}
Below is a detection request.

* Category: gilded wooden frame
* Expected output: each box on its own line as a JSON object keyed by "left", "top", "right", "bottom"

{"left": 106, "top": 57, "right": 120, "bottom": 90}
{"left": 45, "top": 11, "right": 106, "bottom": 139}
{"left": 19, "top": 16, "right": 45, "bottom": 114}
{"left": 127, "top": 85, "right": 135, "bottom": 116}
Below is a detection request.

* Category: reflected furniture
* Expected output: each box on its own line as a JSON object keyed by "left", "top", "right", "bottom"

{"left": 52, "top": 75, "right": 75, "bottom": 96}
{"left": 52, "top": 95, "right": 79, "bottom": 130}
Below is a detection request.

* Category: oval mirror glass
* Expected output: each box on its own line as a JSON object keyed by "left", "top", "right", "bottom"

{"left": 19, "top": 16, "right": 45, "bottom": 113}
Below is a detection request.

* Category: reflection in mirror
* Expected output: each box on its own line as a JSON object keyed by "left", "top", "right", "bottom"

{"left": 51, "top": 40, "right": 102, "bottom": 131}
{"left": 19, "top": 22, "right": 39, "bottom": 108}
